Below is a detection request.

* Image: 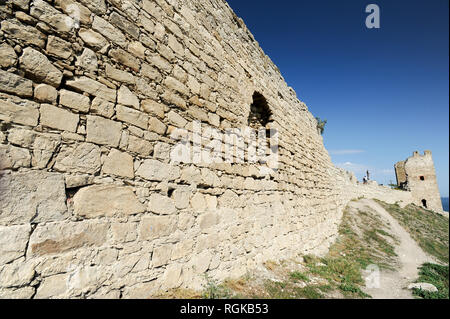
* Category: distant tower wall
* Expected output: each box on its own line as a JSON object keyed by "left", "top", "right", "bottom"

{"left": 394, "top": 160, "right": 406, "bottom": 187}
{"left": 401, "top": 150, "right": 443, "bottom": 212}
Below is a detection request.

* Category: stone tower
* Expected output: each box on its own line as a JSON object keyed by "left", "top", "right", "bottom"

{"left": 394, "top": 151, "right": 443, "bottom": 212}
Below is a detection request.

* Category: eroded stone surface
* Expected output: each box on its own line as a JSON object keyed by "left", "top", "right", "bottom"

{"left": 0, "top": 171, "right": 67, "bottom": 226}
{"left": 0, "top": 0, "right": 421, "bottom": 299}
{"left": 0, "top": 225, "right": 32, "bottom": 265}
{"left": 29, "top": 220, "right": 108, "bottom": 257}
{"left": 19, "top": 47, "right": 63, "bottom": 87}
{"left": 86, "top": 115, "right": 122, "bottom": 147}
{"left": 73, "top": 184, "right": 145, "bottom": 218}
{"left": 102, "top": 148, "right": 134, "bottom": 178}
{"left": 54, "top": 143, "right": 101, "bottom": 174}
{"left": 0, "top": 70, "right": 33, "bottom": 98}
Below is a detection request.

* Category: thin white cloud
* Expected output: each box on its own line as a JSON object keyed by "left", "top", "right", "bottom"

{"left": 335, "top": 162, "right": 367, "bottom": 174}
{"left": 329, "top": 149, "right": 365, "bottom": 155}
{"left": 335, "top": 162, "right": 394, "bottom": 176}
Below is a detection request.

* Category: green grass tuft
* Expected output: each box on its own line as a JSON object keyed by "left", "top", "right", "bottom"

{"left": 412, "top": 263, "right": 449, "bottom": 299}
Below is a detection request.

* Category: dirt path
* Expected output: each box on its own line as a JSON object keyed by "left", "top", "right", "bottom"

{"left": 349, "top": 198, "right": 436, "bottom": 299}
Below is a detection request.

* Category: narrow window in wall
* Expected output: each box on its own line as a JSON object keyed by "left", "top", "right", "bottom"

{"left": 248, "top": 92, "right": 272, "bottom": 131}
{"left": 421, "top": 199, "right": 427, "bottom": 208}
{"left": 420, "top": 176, "right": 425, "bottom": 181}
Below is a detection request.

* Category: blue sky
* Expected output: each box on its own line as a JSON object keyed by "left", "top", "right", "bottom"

{"left": 227, "top": 0, "right": 449, "bottom": 196}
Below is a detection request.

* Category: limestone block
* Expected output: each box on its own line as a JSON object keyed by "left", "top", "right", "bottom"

{"left": 0, "top": 144, "right": 31, "bottom": 170}
{"left": 0, "top": 287, "right": 35, "bottom": 299}
{"left": 102, "top": 148, "right": 134, "bottom": 178}
{"left": 148, "top": 193, "right": 176, "bottom": 215}
{"left": 0, "top": 70, "right": 33, "bottom": 98}
{"left": 172, "top": 65, "right": 187, "bottom": 84}
{"left": 46, "top": 35, "right": 72, "bottom": 59}
{"left": 191, "top": 250, "right": 212, "bottom": 273}
{"left": 218, "top": 190, "right": 240, "bottom": 208}
{"left": 66, "top": 265, "right": 110, "bottom": 297}
{"left": 40, "top": 104, "right": 79, "bottom": 132}
{"left": 90, "top": 97, "right": 115, "bottom": 118}
{"left": 190, "top": 192, "right": 207, "bottom": 212}
{"left": 153, "top": 142, "right": 171, "bottom": 160}
{"left": 141, "top": 63, "right": 161, "bottom": 81}
{"left": 164, "top": 76, "right": 189, "bottom": 96}
{"left": 19, "top": 47, "right": 63, "bottom": 87}
{"left": 172, "top": 186, "right": 192, "bottom": 209}
{"left": 55, "top": 0, "right": 92, "bottom": 25}
{"left": 139, "top": 216, "right": 176, "bottom": 240}
{"left": 0, "top": 171, "right": 67, "bottom": 226}
{"left": 1, "top": 19, "right": 46, "bottom": 48}
{"left": 110, "top": 12, "right": 140, "bottom": 40}
{"left": 0, "top": 258, "right": 36, "bottom": 288}
{"left": 152, "top": 245, "right": 172, "bottom": 267}
{"left": 136, "top": 159, "right": 180, "bottom": 181}
{"left": 30, "top": 0, "right": 72, "bottom": 33}
{"left": 9, "top": 0, "right": 30, "bottom": 10}
{"left": 59, "top": 89, "right": 90, "bottom": 112}
{"left": 147, "top": 54, "right": 172, "bottom": 73}
{"left": 111, "top": 222, "right": 137, "bottom": 243}
{"left": 204, "top": 195, "right": 218, "bottom": 210}
{"left": 54, "top": 143, "right": 101, "bottom": 174}
{"left": 160, "top": 263, "right": 182, "bottom": 290}
{"left": 109, "top": 48, "right": 140, "bottom": 72}
{"left": 7, "top": 128, "right": 61, "bottom": 168}
{"left": 34, "top": 273, "right": 69, "bottom": 299}
{"left": 78, "top": 0, "right": 107, "bottom": 15}
{"left": 34, "top": 84, "right": 57, "bottom": 103}
{"left": 86, "top": 115, "right": 122, "bottom": 147}
{"left": 76, "top": 48, "right": 98, "bottom": 72}
{"left": 121, "top": 281, "right": 159, "bottom": 299}
{"left": 29, "top": 220, "right": 108, "bottom": 257}
{"left": 135, "top": 77, "right": 158, "bottom": 99}
{"left": 105, "top": 64, "right": 135, "bottom": 84}
{"left": 162, "top": 91, "right": 186, "bottom": 109}
{"left": 0, "top": 225, "right": 31, "bottom": 265}
{"left": 79, "top": 28, "right": 108, "bottom": 51}
{"left": 149, "top": 117, "right": 167, "bottom": 135}
{"left": 65, "top": 174, "right": 93, "bottom": 188}
{"left": 187, "top": 75, "right": 200, "bottom": 95}
{"left": 73, "top": 184, "right": 145, "bottom": 218}
{"left": 181, "top": 166, "right": 202, "bottom": 184}
{"left": 142, "top": 99, "right": 165, "bottom": 118}
{"left": 408, "top": 283, "right": 438, "bottom": 292}
{"left": 171, "top": 239, "right": 194, "bottom": 260}
{"left": 92, "top": 16, "right": 127, "bottom": 48}
{"left": 167, "top": 110, "right": 188, "bottom": 128}
{"left": 66, "top": 76, "right": 116, "bottom": 102}
{"left": 118, "top": 85, "right": 140, "bottom": 109}
{"left": 127, "top": 135, "right": 153, "bottom": 156}
{"left": 116, "top": 104, "right": 148, "bottom": 129}
{"left": 198, "top": 212, "right": 219, "bottom": 231}
{"left": 177, "top": 213, "right": 195, "bottom": 231}
{"left": 0, "top": 43, "right": 17, "bottom": 68}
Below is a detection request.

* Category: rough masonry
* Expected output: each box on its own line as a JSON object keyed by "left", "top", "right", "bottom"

{"left": 0, "top": 0, "right": 420, "bottom": 298}
{"left": 395, "top": 151, "right": 443, "bottom": 213}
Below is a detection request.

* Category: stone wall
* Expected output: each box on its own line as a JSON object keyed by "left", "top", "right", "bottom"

{"left": 333, "top": 168, "right": 414, "bottom": 208}
{"left": 0, "top": 0, "right": 418, "bottom": 299}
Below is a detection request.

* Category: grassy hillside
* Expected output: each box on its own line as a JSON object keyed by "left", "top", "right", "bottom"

{"left": 375, "top": 201, "right": 449, "bottom": 264}
{"left": 374, "top": 201, "right": 449, "bottom": 299}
